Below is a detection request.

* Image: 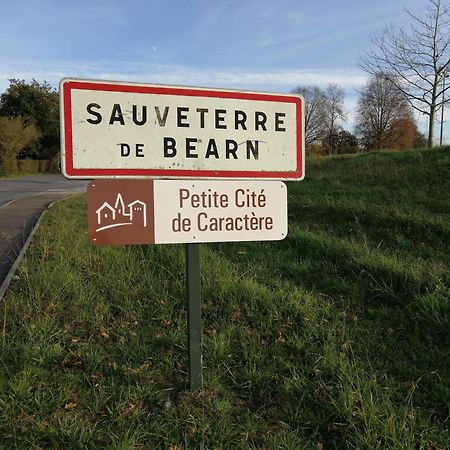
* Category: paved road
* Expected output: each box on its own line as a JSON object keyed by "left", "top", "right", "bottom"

{"left": 0, "top": 174, "right": 88, "bottom": 289}
{"left": 0, "top": 174, "right": 87, "bottom": 207}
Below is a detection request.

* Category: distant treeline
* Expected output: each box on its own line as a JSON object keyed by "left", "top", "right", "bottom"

{"left": 292, "top": 77, "right": 427, "bottom": 156}
{"left": 0, "top": 74, "right": 434, "bottom": 176}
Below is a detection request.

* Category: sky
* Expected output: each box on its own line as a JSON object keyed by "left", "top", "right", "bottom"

{"left": 0, "top": 0, "right": 432, "bottom": 134}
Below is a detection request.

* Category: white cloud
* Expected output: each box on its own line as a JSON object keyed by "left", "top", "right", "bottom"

{"left": 0, "top": 62, "right": 370, "bottom": 134}
{"left": 0, "top": 60, "right": 368, "bottom": 93}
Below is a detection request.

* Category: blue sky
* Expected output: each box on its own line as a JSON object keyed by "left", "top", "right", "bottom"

{"left": 0, "top": 0, "right": 428, "bottom": 131}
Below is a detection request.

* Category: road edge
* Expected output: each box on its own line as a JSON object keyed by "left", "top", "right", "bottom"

{"left": 0, "top": 193, "right": 82, "bottom": 301}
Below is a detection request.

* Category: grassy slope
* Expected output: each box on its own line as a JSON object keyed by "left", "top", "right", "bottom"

{"left": 0, "top": 148, "right": 449, "bottom": 449}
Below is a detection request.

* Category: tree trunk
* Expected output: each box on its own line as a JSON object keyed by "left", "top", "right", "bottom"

{"left": 428, "top": 105, "right": 435, "bottom": 149}
{"left": 428, "top": 83, "right": 439, "bottom": 149}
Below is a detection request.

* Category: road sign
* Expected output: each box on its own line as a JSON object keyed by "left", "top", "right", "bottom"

{"left": 61, "top": 79, "right": 304, "bottom": 180}
{"left": 87, "top": 179, "right": 287, "bottom": 245}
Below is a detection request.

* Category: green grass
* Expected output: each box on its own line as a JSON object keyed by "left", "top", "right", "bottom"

{"left": 0, "top": 147, "right": 449, "bottom": 449}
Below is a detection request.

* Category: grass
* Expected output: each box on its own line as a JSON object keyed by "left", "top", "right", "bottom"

{"left": 0, "top": 147, "right": 449, "bottom": 449}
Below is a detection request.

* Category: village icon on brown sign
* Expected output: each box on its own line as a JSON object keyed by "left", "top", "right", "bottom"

{"left": 87, "top": 180, "right": 155, "bottom": 246}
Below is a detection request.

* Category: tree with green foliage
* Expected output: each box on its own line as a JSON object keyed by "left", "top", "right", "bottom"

{"left": 414, "top": 131, "right": 427, "bottom": 148}
{"left": 0, "top": 79, "right": 59, "bottom": 159}
{"left": 335, "top": 130, "right": 359, "bottom": 154}
{"left": 0, "top": 116, "right": 40, "bottom": 174}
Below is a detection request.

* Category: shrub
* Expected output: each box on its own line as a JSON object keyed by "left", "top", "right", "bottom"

{"left": 0, "top": 116, "right": 40, "bottom": 175}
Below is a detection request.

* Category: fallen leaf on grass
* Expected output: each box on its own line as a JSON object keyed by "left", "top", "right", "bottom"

{"left": 64, "top": 402, "right": 77, "bottom": 411}
{"left": 160, "top": 318, "right": 177, "bottom": 329}
{"left": 276, "top": 330, "right": 285, "bottom": 343}
{"left": 231, "top": 307, "right": 242, "bottom": 322}
{"left": 352, "top": 399, "right": 363, "bottom": 416}
{"left": 64, "top": 323, "right": 74, "bottom": 333}
{"left": 90, "top": 373, "right": 102, "bottom": 389}
{"left": 139, "top": 360, "right": 151, "bottom": 370}
{"left": 121, "top": 403, "right": 138, "bottom": 417}
{"left": 99, "top": 330, "right": 110, "bottom": 339}
{"left": 193, "top": 388, "right": 219, "bottom": 399}
{"left": 205, "top": 325, "right": 217, "bottom": 336}
{"left": 341, "top": 340, "right": 352, "bottom": 351}
{"left": 385, "top": 327, "right": 395, "bottom": 336}
{"left": 39, "top": 420, "right": 49, "bottom": 430}
{"left": 62, "top": 356, "right": 82, "bottom": 369}
{"left": 184, "top": 426, "right": 196, "bottom": 439}
{"left": 163, "top": 400, "right": 173, "bottom": 411}
{"left": 125, "top": 367, "right": 139, "bottom": 376}
{"left": 45, "top": 303, "right": 57, "bottom": 315}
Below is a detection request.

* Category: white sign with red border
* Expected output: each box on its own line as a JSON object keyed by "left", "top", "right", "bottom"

{"left": 60, "top": 79, "right": 304, "bottom": 180}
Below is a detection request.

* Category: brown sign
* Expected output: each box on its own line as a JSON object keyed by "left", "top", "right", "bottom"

{"left": 88, "top": 180, "right": 155, "bottom": 246}
{"left": 88, "top": 179, "right": 288, "bottom": 246}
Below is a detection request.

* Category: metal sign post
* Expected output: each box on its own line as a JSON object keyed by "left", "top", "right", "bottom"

{"left": 185, "top": 243, "right": 202, "bottom": 390}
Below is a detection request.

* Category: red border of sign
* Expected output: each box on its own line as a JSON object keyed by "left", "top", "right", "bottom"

{"left": 61, "top": 79, "right": 304, "bottom": 180}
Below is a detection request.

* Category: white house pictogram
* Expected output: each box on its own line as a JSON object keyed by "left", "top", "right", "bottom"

{"left": 96, "top": 193, "right": 147, "bottom": 232}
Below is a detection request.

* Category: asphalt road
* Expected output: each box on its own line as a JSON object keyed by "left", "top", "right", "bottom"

{"left": 0, "top": 174, "right": 87, "bottom": 207}
{"left": 0, "top": 174, "right": 88, "bottom": 290}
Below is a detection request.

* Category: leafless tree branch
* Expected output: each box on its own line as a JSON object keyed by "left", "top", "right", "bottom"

{"left": 358, "top": 0, "right": 450, "bottom": 146}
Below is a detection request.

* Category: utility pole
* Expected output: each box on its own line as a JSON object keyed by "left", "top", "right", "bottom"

{"left": 440, "top": 71, "right": 449, "bottom": 146}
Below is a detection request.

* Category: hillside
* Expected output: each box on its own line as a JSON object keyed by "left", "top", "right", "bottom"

{"left": 0, "top": 147, "right": 449, "bottom": 449}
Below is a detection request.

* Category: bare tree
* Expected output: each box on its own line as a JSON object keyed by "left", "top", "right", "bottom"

{"left": 356, "top": 73, "right": 415, "bottom": 149}
{"left": 323, "top": 84, "right": 346, "bottom": 153}
{"left": 359, "top": 0, "right": 450, "bottom": 148}
{"left": 292, "top": 86, "right": 327, "bottom": 147}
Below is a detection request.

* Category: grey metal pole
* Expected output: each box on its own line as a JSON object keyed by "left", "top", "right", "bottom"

{"left": 185, "top": 242, "right": 202, "bottom": 390}
{"left": 440, "top": 74, "right": 446, "bottom": 146}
